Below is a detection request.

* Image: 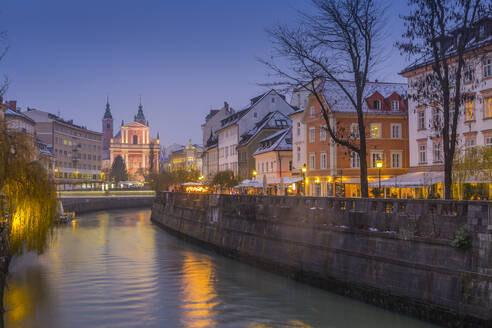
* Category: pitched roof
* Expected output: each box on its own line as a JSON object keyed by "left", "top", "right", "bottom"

{"left": 253, "top": 127, "right": 292, "bottom": 155}
{"left": 322, "top": 80, "right": 407, "bottom": 113}
{"left": 239, "top": 111, "right": 291, "bottom": 146}
{"left": 217, "top": 89, "right": 289, "bottom": 132}
{"left": 5, "top": 109, "right": 35, "bottom": 123}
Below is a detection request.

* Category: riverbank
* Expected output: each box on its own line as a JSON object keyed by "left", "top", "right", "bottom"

{"left": 151, "top": 192, "right": 492, "bottom": 328}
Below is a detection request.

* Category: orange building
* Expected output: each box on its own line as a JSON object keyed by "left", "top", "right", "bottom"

{"left": 109, "top": 103, "right": 160, "bottom": 182}
{"left": 303, "top": 80, "right": 409, "bottom": 197}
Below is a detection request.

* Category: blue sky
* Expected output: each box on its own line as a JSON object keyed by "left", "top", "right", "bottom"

{"left": 1, "top": 0, "right": 409, "bottom": 146}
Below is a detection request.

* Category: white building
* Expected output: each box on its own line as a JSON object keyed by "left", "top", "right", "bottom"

{"left": 401, "top": 19, "right": 492, "bottom": 171}
{"left": 201, "top": 102, "right": 234, "bottom": 178}
{"left": 289, "top": 109, "right": 306, "bottom": 174}
{"left": 215, "top": 89, "right": 296, "bottom": 175}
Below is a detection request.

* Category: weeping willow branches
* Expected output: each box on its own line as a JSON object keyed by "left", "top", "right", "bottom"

{"left": 0, "top": 122, "right": 56, "bottom": 256}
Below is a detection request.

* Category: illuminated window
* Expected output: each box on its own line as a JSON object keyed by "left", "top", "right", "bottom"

{"left": 484, "top": 97, "right": 492, "bottom": 119}
{"left": 370, "top": 123, "right": 381, "bottom": 138}
{"left": 465, "top": 101, "right": 474, "bottom": 121}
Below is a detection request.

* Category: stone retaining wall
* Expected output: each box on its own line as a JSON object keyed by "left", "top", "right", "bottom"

{"left": 62, "top": 197, "right": 153, "bottom": 214}
{"left": 151, "top": 192, "right": 492, "bottom": 327}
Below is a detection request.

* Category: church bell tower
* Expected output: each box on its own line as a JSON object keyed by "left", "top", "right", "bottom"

{"left": 102, "top": 97, "right": 113, "bottom": 152}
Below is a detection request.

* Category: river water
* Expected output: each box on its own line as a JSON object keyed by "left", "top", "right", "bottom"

{"left": 4, "top": 208, "right": 438, "bottom": 328}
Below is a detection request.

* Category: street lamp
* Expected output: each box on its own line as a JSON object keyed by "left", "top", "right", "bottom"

{"left": 301, "top": 164, "right": 307, "bottom": 196}
{"left": 252, "top": 170, "right": 257, "bottom": 180}
{"left": 376, "top": 160, "right": 383, "bottom": 197}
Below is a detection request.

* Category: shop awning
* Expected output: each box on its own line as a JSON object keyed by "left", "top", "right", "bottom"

{"left": 267, "top": 176, "right": 302, "bottom": 185}
{"left": 234, "top": 179, "right": 263, "bottom": 188}
{"left": 368, "top": 171, "right": 444, "bottom": 188}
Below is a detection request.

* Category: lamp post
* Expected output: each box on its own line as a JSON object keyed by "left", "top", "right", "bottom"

{"left": 376, "top": 160, "right": 383, "bottom": 197}
{"left": 252, "top": 170, "right": 257, "bottom": 180}
{"left": 301, "top": 164, "right": 307, "bottom": 196}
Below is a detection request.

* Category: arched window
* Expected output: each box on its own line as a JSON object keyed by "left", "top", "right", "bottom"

{"left": 133, "top": 135, "right": 138, "bottom": 144}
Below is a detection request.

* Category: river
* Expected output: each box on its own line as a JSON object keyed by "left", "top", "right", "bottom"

{"left": 3, "top": 208, "right": 438, "bottom": 328}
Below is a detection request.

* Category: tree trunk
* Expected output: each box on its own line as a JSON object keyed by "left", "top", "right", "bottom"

{"left": 444, "top": 157, "right": 453, "bottom": 199}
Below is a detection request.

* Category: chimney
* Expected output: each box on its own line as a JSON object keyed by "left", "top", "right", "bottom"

{"left": 224, "top": 101, "right": 229, "bottom": 111}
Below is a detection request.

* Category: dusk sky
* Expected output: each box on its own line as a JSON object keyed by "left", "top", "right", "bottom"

{"left": 2, "top": 0, "right": 409, "bottom": 147}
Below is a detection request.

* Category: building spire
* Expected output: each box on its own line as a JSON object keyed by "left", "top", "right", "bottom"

{"left": 135, "top": 96, "right": 146, "bottom": 124}
{"left": 103, "top": 96, "right": 112, "bottom": 119}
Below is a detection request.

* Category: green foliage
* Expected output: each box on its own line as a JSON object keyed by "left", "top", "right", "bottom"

{"left": 110, "top": 155, "right": 128, "bottom": 182}
{"left": 0, "top": 123, "right": 57, "bottom": 256}
{"left": 210, "top": 170, "right": 240, "bottom": 189}
{"left": 451, "top": 225, "right": 471, "bottom": 249}
{"left": 148, "top": 167, "right": 200, "bottom": 191}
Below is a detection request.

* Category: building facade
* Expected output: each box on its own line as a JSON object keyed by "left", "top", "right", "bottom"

{"left": 109, "top": 103, "right": 160, "bottom": 182}
{"left": 289, "top": 109, "right": 306, "bottom": 176}
{"left": 168, "top": 140, "right": 203, "bottom": 172}
{"left": 215, "top": 89, "right": 295, "bottom": 176}
{"left": 303, "top": 80, "right": 409, "bottom": 197}
{"left": 25, "top": 108, "right": 103, "bottom": 190}
{"left": 253, "top": 128, "right": 293, "bottom": 182}
{"left": 401, "top": 18, "right": 492, "bottom": 173}
{"left": 201, "top": 102, "right": 234, "bottom": 178}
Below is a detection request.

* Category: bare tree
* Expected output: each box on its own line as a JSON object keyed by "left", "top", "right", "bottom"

{"left": 261, "top": 0, "right": 388, "bottom": 198}
{"left": 398, "top": 0, "right": 490, "bottom": 199}
{"left": 0, "top": 29, "right": 8, "bottom": 97}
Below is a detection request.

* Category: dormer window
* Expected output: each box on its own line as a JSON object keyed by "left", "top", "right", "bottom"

{"left": 373, "top": 100, "right": 381, "bottom": 110}
{"left": 253, "top": 112, "right": 258, "bottom": 119}
{"left": 271, "top": 97, "right": 275, "bottom": 103}
{"left": 391, "top": 101, "right": 399, "bottom": 111}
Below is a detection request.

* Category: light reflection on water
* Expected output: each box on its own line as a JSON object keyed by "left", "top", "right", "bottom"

{"left": 4, "top": 208, "right": 437, "bottom": 328}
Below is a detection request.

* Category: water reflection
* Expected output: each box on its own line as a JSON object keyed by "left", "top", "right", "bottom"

{"left": 4, "top": 208, "right": 438, "bottom": 328}
{"left": 180, "top": 252, "right": 218, "bottom": 327}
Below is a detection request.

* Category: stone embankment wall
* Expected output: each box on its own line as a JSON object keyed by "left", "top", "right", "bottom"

{"left": 62, "top": 197, "right": 153, "bottom": 214}
{"left": 151, "top": 192, "right": 492, "bottom": 328}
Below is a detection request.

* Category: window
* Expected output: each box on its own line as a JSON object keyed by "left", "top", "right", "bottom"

{"left": 266, "top": 162, "right": 269, "bottom": 172}
{"left": 225, "top": 147, "right": 229, "bottom": 157}
{"left": 132, "top": 135, "right": 138, "bottom": 144}
{"left": 373, "top": 100, "right": 381, "bottom": 110}
{"left": 464, "top": 64, "right": 473, "bottom": 83}
{"left": 370, "top": 123, "right": 381, "bottom": 138}
{"left": 320, "top": 125, "right": 326, "bottom": 141}
{"left": 465, "top": 137, "right": 476, "bottom": 148}
{"left": 484, "top": 58, "right": 492, "bottom": 78}
{"left": 320, "top": 152, "right": 327, "bottom": 169}
{"left": 391, "top": 101, "right": 399, "bottom": 111}
{"left": 271, "top": 97, "right": 275, "bottom": 103}
{"left": 296, "top": 146, "right": 301, "bottom": 161}
{"left": 419, "top": 144, "right": 427, "bottom": 164}
{"left": 106, "top": 123, "right": 110, "bottom": 129}
{"left": 253, "top": 112, "right": 258, "bottom": 119}
{"left": 371, "top": 152, "right": 383, "bottom": 168}
{"left": 484, "top": 97, "right": 492, "bottom": 119}
{"left": 271, "top": 162, "right": 274, "bottom": 170}
{"left": 485, "top": 137, "right": 492, "bottom": 146}
{"left": 391, "top": 124, "right": 401, "bottom": 139}
{"left": 309, "top": 127, "right": 315, "bottom": 142}
{"left": 350, "top": 123, "right": 359, "bottom": 138}
{"left": 261, "top": 163, "right": 264, "bottom": 172}
{"left": 417, "top": 110, "right": 426, "bottom": 130}
{"left": 310, "top": 106, "right": 315, "bottom": 116}
{"left": 309, "top": 153, "right": 316, "bottom": 169}
{"left": 350, "top": 152, "right": 360, "bottom": 168}
{"left": 465, "top": 101, "right": 474, "bottom": 121}
{"left": 391, "top": 152, "right": 401, "bottom": 168}
{"left": 433, "top": 142, "right": 441, "bottom": 162}
{"left": 297, "top": 122, "right": 301, "bottom": 136}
